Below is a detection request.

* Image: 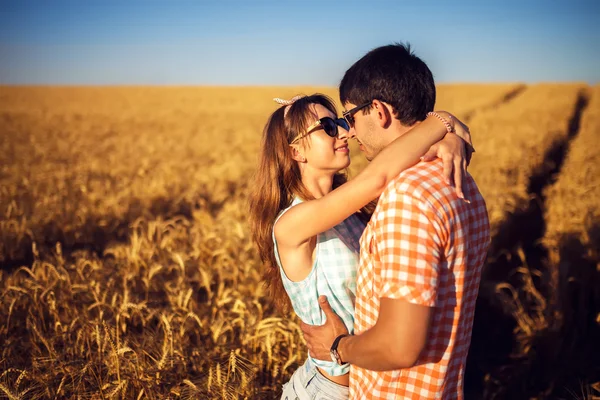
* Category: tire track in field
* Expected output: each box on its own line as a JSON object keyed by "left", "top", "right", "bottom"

{"left": 487, "top": 90, "right": 589, "bottom": 273}
{"left": 463, "top": 84, "right": 527, "bottom": 123}
{"left": 465, "top": 89, "right": 591, "bottom": 398}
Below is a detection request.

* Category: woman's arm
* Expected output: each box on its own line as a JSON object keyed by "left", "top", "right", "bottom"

{"left": 275, "top": 111, "right": 469, "bottom": 248}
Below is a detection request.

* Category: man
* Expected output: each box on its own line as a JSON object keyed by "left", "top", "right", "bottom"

{"left": 301, "top": 43, "right": 490, "bottom": 399}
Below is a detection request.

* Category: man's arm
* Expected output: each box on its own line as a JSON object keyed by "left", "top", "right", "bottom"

{"left": 302, "top": 296, "right": 431, "bottom": 371}
{"left": 301, "top": 190, "right": 442, "bottom": 370}
{"left": 338, "top": 298, "right": 431, "bottom": 370}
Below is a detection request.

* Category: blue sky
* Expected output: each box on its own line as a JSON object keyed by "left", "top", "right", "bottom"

{"left": 0, "top": 0, "right": 598, "bottom": 85}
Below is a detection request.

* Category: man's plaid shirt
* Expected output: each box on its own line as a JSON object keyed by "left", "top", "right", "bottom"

{"left": 350, "top": 159, "right": 490, "bottom": 399}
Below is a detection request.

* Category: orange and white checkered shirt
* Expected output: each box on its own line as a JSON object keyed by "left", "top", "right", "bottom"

{"left": 350, "top": 159, "right": 490, "bottom": 399}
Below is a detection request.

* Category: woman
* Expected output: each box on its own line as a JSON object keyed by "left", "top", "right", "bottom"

{"left": 248, "top": 94, "right": 470, "bottom": 399}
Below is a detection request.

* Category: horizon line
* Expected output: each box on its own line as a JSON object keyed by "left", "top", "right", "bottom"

{"left": 1, "top": 81, "right": 596, "bottom": 89}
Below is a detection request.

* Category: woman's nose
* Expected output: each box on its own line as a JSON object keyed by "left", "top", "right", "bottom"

{"left": 338, "top": 126, "right": 349, "bottom": 140}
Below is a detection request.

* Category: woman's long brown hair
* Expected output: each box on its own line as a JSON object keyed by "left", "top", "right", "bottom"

{"left": 248, "top": 94, "right": 348, "bottom": 312}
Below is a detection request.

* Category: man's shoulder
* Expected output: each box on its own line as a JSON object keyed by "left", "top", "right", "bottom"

{"left": 382, "top": 159, "right": 449, "bottom": 199}
{"left": 376, "top": 158, "right": 486, "bottom": 221}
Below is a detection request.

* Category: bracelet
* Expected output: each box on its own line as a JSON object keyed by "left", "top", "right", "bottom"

{"left": 427, "top": 112, "right": 454, "bottom": 134}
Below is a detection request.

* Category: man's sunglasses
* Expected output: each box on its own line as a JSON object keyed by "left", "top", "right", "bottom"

{"left": 290, "top": 117, "right": 349, "bottom": 144}
{"left": 342, "top": 102, "right": 371, "bottom": 127}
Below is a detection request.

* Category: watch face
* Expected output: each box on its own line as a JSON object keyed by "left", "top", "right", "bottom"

{"left": 330, "top": 349, "right": 342, "bottom": 365}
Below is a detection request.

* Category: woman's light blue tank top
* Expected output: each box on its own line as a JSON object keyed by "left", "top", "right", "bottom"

{"left": 273, "top": 197, "right": 366, "bottom": 375}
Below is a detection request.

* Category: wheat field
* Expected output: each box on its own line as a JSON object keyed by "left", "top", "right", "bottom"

{"left": 0, "top": 85, "right": 599, "bottom": 399}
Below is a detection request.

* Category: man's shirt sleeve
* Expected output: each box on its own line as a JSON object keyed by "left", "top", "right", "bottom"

{"left": 373, "top": 190, "right": 443, "bottom": 307}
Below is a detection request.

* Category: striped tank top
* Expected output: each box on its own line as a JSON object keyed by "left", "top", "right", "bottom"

{"left": 273, "top": 197, "right": 366, "bottom": 375}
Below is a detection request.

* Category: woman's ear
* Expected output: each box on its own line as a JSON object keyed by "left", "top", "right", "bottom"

{"left": 372, "top": 99, "right": 392, "bottom": 128}
{"left": 290, "top": 145, "right": 306, "bottom": 163}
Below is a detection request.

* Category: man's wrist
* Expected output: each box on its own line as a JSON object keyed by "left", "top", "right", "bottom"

{"left": 336, "top": 334, "right": 352, "bottom": 365}
{"left": 330, "top": 333, "right": 350, "bottom": 365}
{"left": 338, "top": 335, "right": 348, "bottom": 364}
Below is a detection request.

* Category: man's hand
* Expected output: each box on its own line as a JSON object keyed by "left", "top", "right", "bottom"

{"left": 300, "top": 295, "right": 349, "bottom": 361}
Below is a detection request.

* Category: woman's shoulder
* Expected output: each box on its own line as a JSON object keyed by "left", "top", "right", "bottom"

{"left": 273, "top": 196, "right": 304, "bottom": 239}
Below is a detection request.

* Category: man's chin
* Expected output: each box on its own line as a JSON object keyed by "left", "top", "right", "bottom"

{"left": 358, "top": 146, "right": 373, "bottom": 161}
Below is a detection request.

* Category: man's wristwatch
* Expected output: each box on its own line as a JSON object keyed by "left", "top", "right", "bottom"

{"left": 330, "top": 334, "right": 349, "bottom": 365}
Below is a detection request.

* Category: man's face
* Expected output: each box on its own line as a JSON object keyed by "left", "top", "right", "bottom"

{"left": 343, "top": 102, "right": 386, "bottom": 161}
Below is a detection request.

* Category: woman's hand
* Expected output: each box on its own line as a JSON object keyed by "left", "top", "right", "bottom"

{"left": 421, "top": 112, "right": 474, "bottom": 200}
{"left": 448, "top": 112, "right": 475, "bottom": 165}
{"left": 440, "top": 111, "right": 475, "bottom": 165}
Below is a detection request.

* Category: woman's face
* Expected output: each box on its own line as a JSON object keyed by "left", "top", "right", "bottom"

{"left": 295, "top": 103, "right": 351, "bottom": 173}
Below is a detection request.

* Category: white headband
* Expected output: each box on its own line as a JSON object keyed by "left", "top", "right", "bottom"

{"left": 273, "top": 95, "right": 304, "bottom": 117}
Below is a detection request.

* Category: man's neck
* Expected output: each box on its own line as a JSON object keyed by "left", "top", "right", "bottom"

{"left": 381, "top": 120, "right": 420, "bottom": 148}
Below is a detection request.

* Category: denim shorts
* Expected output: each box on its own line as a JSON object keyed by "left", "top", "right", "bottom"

{"left": 280, "top": 359, "right": 349, "bottom": 400}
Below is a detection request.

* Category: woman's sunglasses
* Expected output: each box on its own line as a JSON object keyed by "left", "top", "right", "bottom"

{"left": 290, "top": 117, "right": 349, "bottom": 144}
{"left": 342, "top": 102, "right": 371, "bottom": 127}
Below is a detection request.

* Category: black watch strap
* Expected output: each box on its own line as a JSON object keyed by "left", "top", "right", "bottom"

{"left": 331, "top": 334, "right": 349, "bottom": 364}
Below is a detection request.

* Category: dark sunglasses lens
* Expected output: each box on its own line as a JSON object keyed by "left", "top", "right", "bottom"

{"left": 344, "top": 114, "right": 354, "bottom": 127}
{"left": 321, "top": 118, "right": 338, "bottom": 137}
{"left": 337, "top": 118, "right": 350, "bottom": 131}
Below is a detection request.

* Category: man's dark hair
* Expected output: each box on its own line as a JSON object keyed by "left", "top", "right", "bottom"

{"left": 339, "top": 43, "right": 436, "bottom": 126}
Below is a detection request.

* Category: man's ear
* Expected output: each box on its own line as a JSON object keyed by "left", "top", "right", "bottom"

{"left": 290, "top": 145, "right": 306, "bottom": 163}
{"left": 372, "top": 99, "right": 393, "bottom": 128}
